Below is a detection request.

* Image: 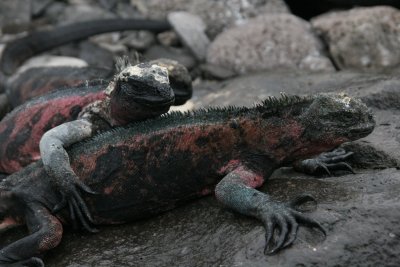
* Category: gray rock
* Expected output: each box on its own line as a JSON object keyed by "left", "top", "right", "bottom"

{"left": 31, "top": 0, "right": 53, "bottom": 17}
{"left": 131, "top": 0, "right": 289, "bottom": 38}
{"left": 200, "top": 63, "right": 237, "bottom": 80}
{"left": 52, "top": 41, "right": 115, "bottom": 70}
{"left": 56, "top": 4, "right": 115, "bottom": 25}
{"left": 206, "top": 14, "right": 335, "bottom": 74}
{"left": 120, "top": 31, "right": 156, "bottom": 51}
{"left": 157, "top": 31, "right": 180, "bottom": 47}
{"left": 10, "top": 55, "right": 88, "bottom": 81}
{"left": 144, "top": 45, "right": 197, "bottom": 70}
{"left": 0, "top": 0, "right": 31, "bottom": 33}
{"left": 168, "top": 12, "right": 210, "bottom": 61}
{"left": 114, "top": 2, "right": 143, "bottom": 19}
{"left": 43, "top": 1, "right": 68, "bottom": 23}
{"left": 311, "top": 6, "right": 400, "bottom": 71}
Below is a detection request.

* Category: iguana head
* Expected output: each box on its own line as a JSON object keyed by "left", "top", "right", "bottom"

{"left": 256, "top": 93, "right": 375, "bottom": 162}
{"left": 300, "top": 93, "right": 375, "bottom": 141}
{"left": 106, "top": 62, "right": 175, "bottom": 124}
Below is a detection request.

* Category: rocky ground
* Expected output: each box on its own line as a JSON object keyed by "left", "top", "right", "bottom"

{"left": 0, "top": 0, "right": 400, "bottom": 266}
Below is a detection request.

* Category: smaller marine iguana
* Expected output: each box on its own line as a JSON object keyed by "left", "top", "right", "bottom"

{"left": 0, "top": 94, "right": 374, "bottom": 266}
{"left": 0, "top": 58, "right": 192, "bottom": 176}
{"left": 4, "top": 58, "right": 191, "bottom": 112}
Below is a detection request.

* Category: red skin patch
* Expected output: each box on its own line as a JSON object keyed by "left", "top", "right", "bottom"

{"left": 0, "top": 90, "right": 106, "bottom": 173}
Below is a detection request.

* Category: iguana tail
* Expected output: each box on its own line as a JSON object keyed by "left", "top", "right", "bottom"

{"left": 0, "top": 19, "right": 171, "bottom": 75}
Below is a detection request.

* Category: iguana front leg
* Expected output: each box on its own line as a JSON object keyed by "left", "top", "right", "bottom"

{"left": 39, "top": 119, "right": 97, "bottom": 232}
{"left": 0, "top": 205, "right": 62, "bottom": 267}
{"left": 215, "top": 165, "right": 325, "bottom": 254}
{"left": 293, "top": 148, "right": 354, "bottom": 176}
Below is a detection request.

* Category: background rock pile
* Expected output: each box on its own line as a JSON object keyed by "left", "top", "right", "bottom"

{"left": 0, "top": 0, "right": 399, "bottom": 266}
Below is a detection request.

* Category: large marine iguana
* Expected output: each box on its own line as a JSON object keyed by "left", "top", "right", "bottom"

{"left": 0, "top": 94, "right": 374, "bottom": 266}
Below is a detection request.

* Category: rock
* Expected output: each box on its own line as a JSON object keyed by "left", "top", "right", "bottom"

{"left": 89, "top": 32, "right": 121, "bottom": 45}
{"left": 200, "top": 63, "right": 237, "bottom": 80}
{"left": 311, "top": 6, "right": 400, "bottom": 71}
{"left": 144, "top": 45, "right": 197, "bottom": 70}
{"left": 56, "top": 4, "right": 115, "bottom": 25}
{"left": 97, "top": 42, "right": 128, "bottom": 56}
{"left": 115, "top": 2, "right": 143, "bottom": 19}
{"left": 98, "top": 0, "right": 118, "bottom": 10}
{"left": 78, "top": 42, "right": 116, "bottom": 70}
{"left": 52, "top": 41, "right": 115, "bottom": 70}
{"left": 10, "top": 55, "right": 88, "bottom": 80}
{"left": 43, "top": 1, "right": 68, "bottom": 23}
{"left": 157, "top": 30, "right": 180, "bottom": 47}
{"left": 285, "top": 0, "right": 400, "bottom": 20}
{"left": 168, "top": 12, "right": 210, "bottom": 61}
{"left": 31, "top": 0, "right": 53, "bottom": 17}
{"left": 0, "top": 0, "right": 31, "bottom": 33}
{"left": 130, "top": 0, "right": 290, "bottom": 38}
{"left": 120, "top": 31, "right": 156, "bottom": 51}
{"left": 341, "top": 141, "right": 399, "bottom": 169}
{"left": 206, "top": 14, "right": 335, "bottom": 74}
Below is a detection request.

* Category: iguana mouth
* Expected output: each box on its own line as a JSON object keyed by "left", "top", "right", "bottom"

{"left": 348, "top": 123, "right": 375, "bottom": 138}
{"left": 134, "top": 96, "right": 175, "bottom": 107}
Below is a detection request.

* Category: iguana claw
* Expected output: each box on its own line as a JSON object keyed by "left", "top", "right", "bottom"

{"left": 289, "top": 193, "right": 317, "bottom": 211}
{"left": 295, "top": 148, "right": 355, "bottom": 176}
{"left": 53, "top": 176, "right": 98, "bottom": 233}
{"left": 260, "top": 199, "right": 325, "bottom": 255}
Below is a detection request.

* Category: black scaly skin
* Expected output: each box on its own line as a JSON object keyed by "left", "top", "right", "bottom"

{"left": 0, "top": 94, "right": 375, "bottom": 266}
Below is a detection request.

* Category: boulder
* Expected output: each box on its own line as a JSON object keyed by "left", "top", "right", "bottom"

{"left": 312, "top": 6, "right": 400, "bottom": 70}
{"left": 206, "top": 14, "right": 335, "bottom": 74}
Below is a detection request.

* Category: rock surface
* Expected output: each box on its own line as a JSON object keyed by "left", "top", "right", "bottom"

{"left": 207, "top": 14, "right": 335, "bottom": 74}
{"left": 0, "top": 0, "right": 31, "bottom": 33}
{"left": 312, "top": 6, "right": 400, "bottom": 70}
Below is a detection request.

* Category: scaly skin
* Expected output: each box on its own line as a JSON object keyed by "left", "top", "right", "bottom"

{"left": 0, "top": 80, "right": 107, "bottom": 174}
{"left": 0, "top": 94, "right": 374, "bottom": 266}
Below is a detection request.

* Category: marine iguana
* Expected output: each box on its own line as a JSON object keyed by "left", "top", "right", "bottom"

{"left": 5, "top": 59, "right": 191, "bottom": 111}
{"left": 0, "top": 59, "right": 192, "bottom": 175}
{"left": 0, "top": 93, "right": 375, "bottom": 266}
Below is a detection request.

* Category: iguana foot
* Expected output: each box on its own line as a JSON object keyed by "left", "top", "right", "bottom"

{"left": 258, "top": 199, "right": 326, "bottom": 255}
{"left": 53, "top": 175, "right": 98, "bottom": 233}
{"left": 294, "top": 148, "right": 354, "bottom": 176}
